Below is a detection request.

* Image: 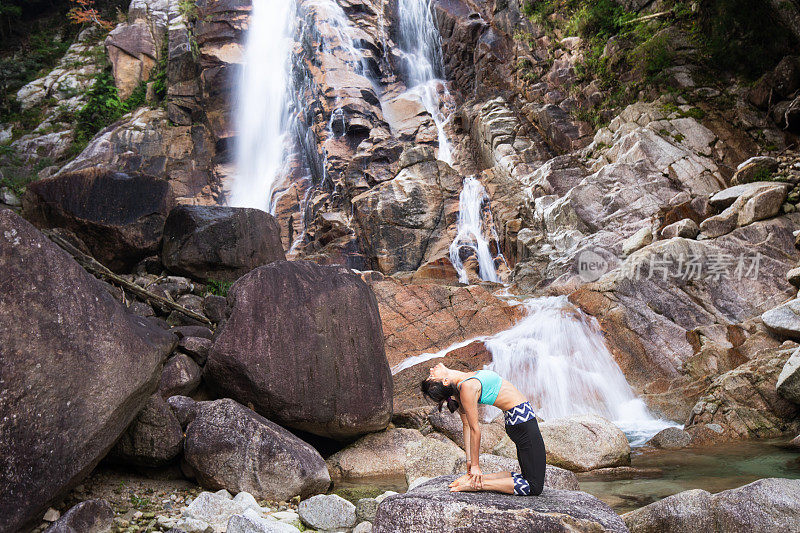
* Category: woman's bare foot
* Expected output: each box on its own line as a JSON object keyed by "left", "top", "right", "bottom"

{"left": 449, "top": 474, "right": 471, "bottom": 488}
{"left": 450, "top": 481, "right": 480, "bottom": 492}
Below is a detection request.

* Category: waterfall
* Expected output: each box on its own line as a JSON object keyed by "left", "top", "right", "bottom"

{"left": 393, "top": 296, "right": 676, "bottom": 446}
{"left": 229, "top": 0, "right": 297, "bottom": 213}
{"left": 486, "top": 297, "right": 677, "bottom": 446}
{"left": 449, "top": 176, "right": 501, "bottom": 284}
{"left": 396, "top": 0, "right": 453, "bottom": 164}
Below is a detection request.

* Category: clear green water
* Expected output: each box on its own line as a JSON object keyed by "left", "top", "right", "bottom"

{"left": 580, "top": 439, "right": 800, "bottom": 513}
{"left": 332, "top": 439, "right": 800, "bottom": 513}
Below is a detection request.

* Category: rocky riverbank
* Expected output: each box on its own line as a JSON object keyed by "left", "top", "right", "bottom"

{"left": 2, "top": 0, "right": 800, "bottom": 532}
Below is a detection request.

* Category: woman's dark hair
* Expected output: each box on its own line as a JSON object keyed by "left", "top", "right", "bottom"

{"left": 421, "top": 379, "right": 459, "bottom": 413}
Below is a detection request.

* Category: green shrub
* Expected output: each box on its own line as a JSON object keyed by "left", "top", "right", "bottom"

{"left": 74, "top": 70, "right": 147, "bottom": 145}
{"left": 206, "top": 279, "right": 233, "bottom": 297}
{"left": 632, "top": 33, "right": 673, "bottom": 78}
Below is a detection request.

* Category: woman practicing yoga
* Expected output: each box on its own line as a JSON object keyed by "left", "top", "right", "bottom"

{"left": 421, "top": 363, "right": 546, "bottom": 495}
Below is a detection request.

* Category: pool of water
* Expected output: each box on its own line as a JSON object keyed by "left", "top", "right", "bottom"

{"left": 332, "top": 439, "right": 800, "bottom": 514}
{"left": 580, "top": 439, "right": 800, "bottom": 514}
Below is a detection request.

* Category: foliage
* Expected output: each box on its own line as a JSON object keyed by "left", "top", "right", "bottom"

{"left": 750, "top": 167, "right": 774, "bottom": 182}
{"left": 74, "top": 69, "right": 146, "bottom": 145}
{"left": 695, "top": 0, "right": 794, "bottom": 79}
{"left": 129, "top": 494, "right": 151, "bottom": 510}
{"left": 68, "top": 0, "right": 113, "bottom": 30}
{"left": 206, "top": 279, "right": 233, "bottom": 297}
{"left": 178, "top": 0, "right": 198, "bottom": 22}
{"left": 150, "top": 39, "right": 169, "bottom": 102}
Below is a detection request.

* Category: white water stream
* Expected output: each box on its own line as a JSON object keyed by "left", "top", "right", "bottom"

{"left": 449, "top": 176, "right": 502, "bottom": 284}
{"left": 396, "top": 0, "right": 453, "bottom": 164}
{"left": 229, "top": 0, "right": 297, "bottom": 212}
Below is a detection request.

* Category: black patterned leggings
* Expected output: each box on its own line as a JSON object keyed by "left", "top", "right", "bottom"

{"left": 505, "top": 416, "right": 547, "bottom": 496}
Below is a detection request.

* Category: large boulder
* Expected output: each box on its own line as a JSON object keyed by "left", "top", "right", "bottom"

{"left": 373, "top": 476, "right": 628, "bottom": 532}
{"left": 43, "top": 499, "right": 114, "bottom": 533}
{"left": 495, "top": 414, "right": 630, "bottom": 472}
{"left": 107, "top": 394, "right": 183, "bottom": 467}
{"left": 0, "top": 210, "right": 176, "bottom": 532}
{"left": 777, "top": 347, "right": 800, "bottom": 404}
{"left": 161, "top": 206, "right": 285, "bottom": 282}
{"left": 326, "top": 428, "right": 425, "bottom": 482}
{"left": 623, "top": 478, "right": 800, "bottom": 532}
{"left": 22, "top": 168, "right": 175, "bottom": 271}
{"left": 180, "top": 398, "right": 331, "bottom": 500}
{"left": 204, "top": 261, "right": 393, "bottom": 440}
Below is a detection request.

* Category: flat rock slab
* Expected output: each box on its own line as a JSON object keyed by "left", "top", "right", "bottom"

{"left": 373, "top": 476, "right": 628, "bottom": 532}
{"left": 708, "top": 182, "right": 788, "bottom": 209}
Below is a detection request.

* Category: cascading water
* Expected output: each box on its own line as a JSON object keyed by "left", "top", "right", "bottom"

{"left": 486, "top": 297, "right": 677, "bottom": 446}
{"left": 449, "top": 176, "right": 502, "bottom": 284}
{"left": 229, "top": 0, "right": 297, "bottom": 212}
{"left": 396, "top": 0, "right": 453, "bottom": 164}
{"left": 393, "top": 296, "right": 676, "bottom": 446}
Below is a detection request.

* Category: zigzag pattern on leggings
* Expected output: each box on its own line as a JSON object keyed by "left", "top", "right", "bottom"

{"left": 504, "top": 401, "right": 536, "bottom": 426}
{"left": 512, "top": 473, "right": 531, "bottom": 496}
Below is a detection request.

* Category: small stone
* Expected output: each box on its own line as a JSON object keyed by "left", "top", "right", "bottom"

{"left": 732, "top": 156, "right": 779, "bottom": 184}
{"left": 227, "top": 508, "right": 300, "bottom": 533}
{"left": 298, "top": 494, "right": 356, "bottom": 530}
{"left": 232, "top": 491, "right": 262, "bottom": 512}
{"left": 374, "top": 491, "right": 397, "bottom": 503}
{"left": 203, "top": 295, "right": 229, "bottom": 323}
{"left": 660, "top": 219, "right": 699, "bottom": 239}
{"left": 622, "top": 227, "right": 653, "bottom": 256}
{"left": 0, "top": 187, "right": 21, "bottom": 207}
{"left": 173, "top": 517, "right": 213, "bottom": 533}
{"left": 647, "top": 427, "right": 691, "bottom": 449}
{"left": 353, "top": 522, "right": 373, "bottom": 533}
{"left": 178, "top": 336, "right": 212, "bottom": 365}
{"left": 355, "top": 498, "right": 378, "bottom": 523}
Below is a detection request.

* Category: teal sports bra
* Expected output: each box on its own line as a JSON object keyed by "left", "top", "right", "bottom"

{"left": 458, "top": 369, "right": 503, "bottom": 406}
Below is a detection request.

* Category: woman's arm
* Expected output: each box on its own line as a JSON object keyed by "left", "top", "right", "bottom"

{"left": 459, "top": 408, "right": 471, "bottom": 471}
{"left": 459, "top": 381, "right": 482, "bottom": 479}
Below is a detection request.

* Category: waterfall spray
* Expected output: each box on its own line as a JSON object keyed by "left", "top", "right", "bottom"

{"left": 486, "top": 297, "right": 677, "bottom": 445}
{"left": 396, "top": 0, "right": 453, "bottom": 164}
{"left": 449, "top": 176, "right": 502, "bottom": 284}
{"left": 229, "top": 0, "right": 297, "bottom": 213}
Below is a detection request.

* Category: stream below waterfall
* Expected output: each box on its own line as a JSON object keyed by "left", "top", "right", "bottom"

{"left": 332, "top": 439, "right": 800, "bottom": 513}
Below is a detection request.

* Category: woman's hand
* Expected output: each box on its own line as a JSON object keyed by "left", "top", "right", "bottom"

{"left": 468, "top": 465, "right": 483, "bottom": 489}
